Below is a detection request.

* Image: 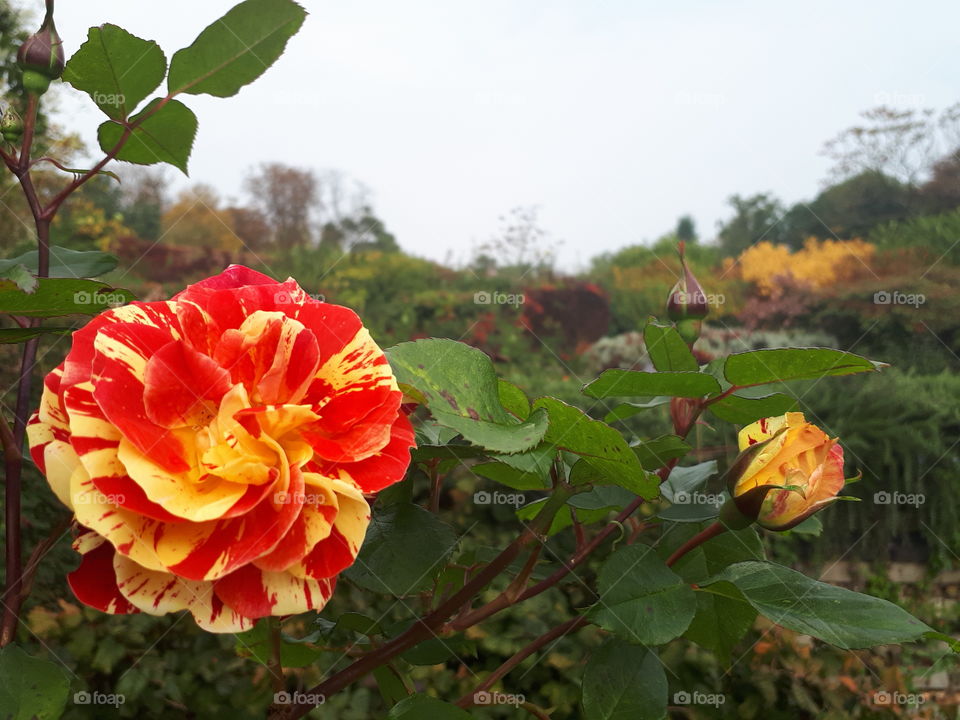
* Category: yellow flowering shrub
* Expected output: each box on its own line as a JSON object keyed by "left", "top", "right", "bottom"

{"left": 738, "top": 238, "right": 875, "bottom": 295}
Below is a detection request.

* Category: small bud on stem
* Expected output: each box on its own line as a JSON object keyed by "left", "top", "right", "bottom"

{"left": 17, "top": 1, "right": 64, "bottom": 96}
{"left": 666, "top": 241, "right": 709, "bottom": 343}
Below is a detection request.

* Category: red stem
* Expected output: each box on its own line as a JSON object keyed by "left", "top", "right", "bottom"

{"left": 455, "top": 615, "right": 587, "bottom": 708}
{"left": 665, "top": 520, "right": 727, "bottom": 567}
{"left": 272, "top": 487, "right": 578, "bottom": 720}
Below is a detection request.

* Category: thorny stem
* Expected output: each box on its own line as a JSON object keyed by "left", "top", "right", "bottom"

{"left": 455, "top": 615, "right": 587, "bottom": 708}
{"left": 0, "top": 0, "right": 176, "bottom": 647}
{"left": 279, "top": 403, "right": 707, "bottom": 717}
{"left": 274, "top": 485, "right": 581, "bottom": 720}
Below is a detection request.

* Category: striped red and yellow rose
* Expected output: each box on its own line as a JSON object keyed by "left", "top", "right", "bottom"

{"left": 27, "top": 265, "right": 414, "bottom": 632}
{"left": 729, "top": 412, "right": 845, "bottom": 531}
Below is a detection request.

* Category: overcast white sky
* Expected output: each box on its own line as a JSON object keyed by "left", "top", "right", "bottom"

{"left": 45, "top": 0, "right": 960, "bottom": 269}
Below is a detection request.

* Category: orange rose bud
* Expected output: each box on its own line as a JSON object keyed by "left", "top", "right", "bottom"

{"left": 724, "top": 412, "right": 846, "bottom": 531}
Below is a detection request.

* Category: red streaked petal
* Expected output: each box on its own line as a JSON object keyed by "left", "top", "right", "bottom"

{"left": 143, "top": 340, "right": 232, "bottom": 428}
{"left": 67, "top": 538, "right": 140, "bottom": 615}
{"left": 214, "top": 564, "right": 335, "bottom": 618}
{"left": 91, "top": 322, "right": 189, "bottom": 473}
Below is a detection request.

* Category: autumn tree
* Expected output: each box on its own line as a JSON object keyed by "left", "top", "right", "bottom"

{"left": 161, "top": 184, "right": 240, "bottom": 251}
{"left": 225, "top": 205, "right": 270, "bottom": 251}
{"left": 245, "top": 162, "right": 317, "bottom": 250}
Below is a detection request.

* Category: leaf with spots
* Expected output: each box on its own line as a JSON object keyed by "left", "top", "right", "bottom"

{"left": 387, "top": 339, "right": 548, "bottom": 454}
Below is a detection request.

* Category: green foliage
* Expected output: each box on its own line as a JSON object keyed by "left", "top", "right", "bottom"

{"left": 700, "top": 561, "right": 935, "bottom": 648}
{"left": 533, "top": 396, "right": 658, "bottom": 497}
{"left": 585, "top": 369, "right": 721, "bottom": 398}
{"left": 387, "top": 694, "right": 471, "bottom": 719}
{"left": 723, "top": 347, "right": 881, "bottom": 385}
{"left": 871, "top": 206, "right": 960, "bottom": 265}
{"left": 717, "top": 192, "right": 786, "bottom": 256}
{"left": 344, "top": 502, "right": 459, "bottom": 596}
{"left": 664, "top": 523, "right": 764, "bottom": 663}
{"left": 587, "top": 546, "right": 697, "bottom": 645}
{"left": 780, "top": 170, "right": 915, "bottom": 247}
{"left": 388, "top": 338, "right": 549, "bottom": 454}
{"left": 0, "top": 246, "right": 118, "bottom": 279}
{"left": 801, "top": 369, "right": 960, "bottom": 567}
{"left": 643, "top": 321, "right": 698, "bottom": 371}
{"left": 0, "top": 278, "right": 134, "bottom": 317}
{"left": 581, "top": 639, "right": 667, "bottom": 720}
{"left": 63, "top": 25, "right": 166, "bottom": 120}
{"left": 707, "top": 391, "right": 798, "bottom": 423}
{"left": 0, "top": 645, "right": 70, "bottom": 720}
{"left": 98, "top": 99, "right": 198, "bottom": 174}
{"left": 167, "top": 0, "right": 306, "bottom": 97}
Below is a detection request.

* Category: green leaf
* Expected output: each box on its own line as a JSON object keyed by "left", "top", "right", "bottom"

{"left": 473, "top": 461, "right": 548, "bottom": 491}
{"left": 700, "top": 561, "right": 934, "bottom": 649}
{"left": 660, "top": 523, "right": 763, "bottom": 663}
{"left": 63, "top": 24, "right": 166, "bottom": 120}
{"left": 498, "top": 378, "right": 530, "bottom": 419}
{"left": 168, "top": 0, "right": 307, "bottom": 97}
{"left": 644, "top": 320, "right": 698, "bottom": 372}
{"left": 2, "top": 264, "right": 36, "bottom": 293}
{"left": 0, "top": 645, "right": 70, "bottom": 720}
{"left": 582, "top": 639, "right": 667, "bottom": 720}
{"left": 584, "top": 369, "right": 720, "bottom": 399}
{"left": 399, "top": 633, "right": 475, "bottom": 665}
{"left": 388, "top": 695, "right": 472, "bottom": 719}
{"left": 604, "top": 397, "right": 671, "bottom": 423}
{"left": 387, "top": 339, "right": 548, "bottom": 454}
{"left": 0, "top": 278, "right": 135, "bottom": 317}
{"left": 707, "top": 391, "right": 798, "bottom": 423}
{"left": 659, "top": 461, "right": 718, "bottom": 505}
{"left": 632, "top": 435, "right": 692, "bottom": 471}
{"left": 410, "top": 444, "right": 486, "bottom": 464}
{"left": 516, "top": 498, "right": 611, "bottom": 536}
{"left": 0, "top": 327, "right": 72, "bottom": 343}
{"left": 98, "top": 98, "right": 198, "bottom": 174}
{"left": 344, "top": 503, "right": 458, "bottom": 596}
{"left": 724, "top": 348, "right": 883, "bottom": 387}
{"left": 587, "top": 545, "right": 697, "bottom": 645}
{"left": 787, "top": 515, "right": 823, "bottom": 536}
{"left": 373, "top": 665, "right": 410, "bottom": 706}
{"left": 533, "top": 397, "right": 658, "bottom": 498}
{"left": 492, "top": 443, "right": 554, "bottom": 480}
{"left": 568, "top": 485, "right": 636, "bottom": 511}
{"left": 234, "top": 621, "right": 322, "bottom": 668}
{"left": 0, "top": 246, "right": 119, "bottom": 279}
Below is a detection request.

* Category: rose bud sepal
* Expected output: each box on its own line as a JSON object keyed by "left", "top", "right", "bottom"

{"left": 17, "top": 6, "right": 65, "bottom": 95}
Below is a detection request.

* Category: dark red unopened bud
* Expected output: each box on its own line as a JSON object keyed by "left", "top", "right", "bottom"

{"left": 666, "top": 241, "right": 709, "bottom": 323}
{"left": 17, "top": 5, "right": 64, "bottom": 93}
